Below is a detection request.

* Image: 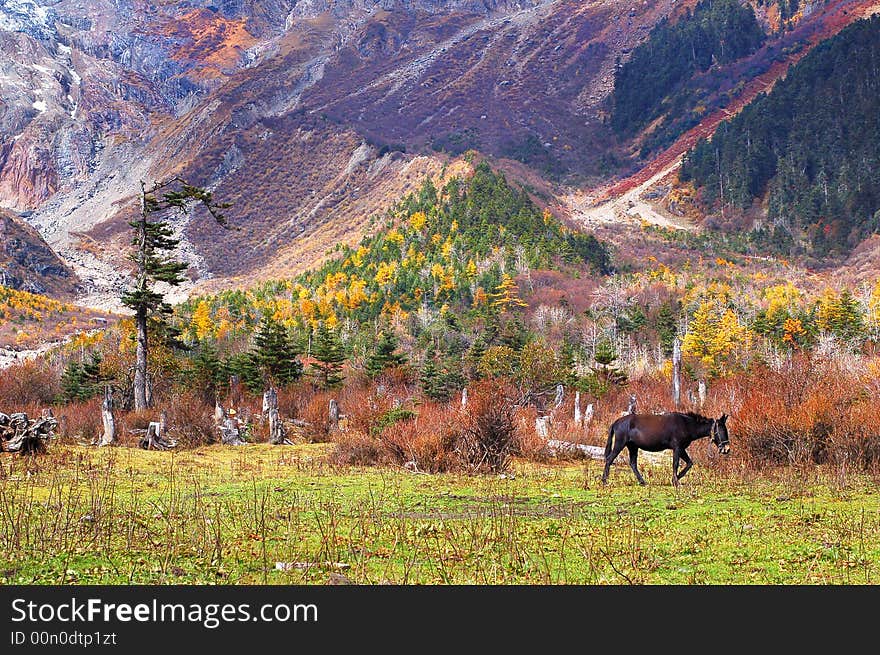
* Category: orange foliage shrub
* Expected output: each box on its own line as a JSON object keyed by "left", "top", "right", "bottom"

{"left": 332, "top": 379, "right": 520, "bottom": 473}
{"left": 718, "top": 354, "right": 880, "bottom": 470}
{"left": 55, "top": 397, "right": 103, "bottom": 444}
{"left": 0, "top": 360, "right": 60, "bottom": 406}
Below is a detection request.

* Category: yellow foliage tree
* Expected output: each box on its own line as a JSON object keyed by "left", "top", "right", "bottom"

{"left": 490, "top": 274, "right": 527, "bottom": 312}
{"left": 409, "top": 211, "right": 427, "bottom": 232}
{"left": 682, "top": 300, "right": 751, "bottom": 373}
{"left": 191, "top": 300, "right": 215, "bottom": 341}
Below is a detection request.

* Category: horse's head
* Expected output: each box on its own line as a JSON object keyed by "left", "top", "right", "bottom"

{"left": 712, "top": 414, "right": 730, "bottom": 455}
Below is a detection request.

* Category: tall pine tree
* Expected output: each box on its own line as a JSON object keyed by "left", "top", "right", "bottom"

{"left": 121, "top": 178, "right": 230, "bottom": 410}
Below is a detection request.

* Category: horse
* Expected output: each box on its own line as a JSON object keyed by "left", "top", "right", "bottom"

{"left": 601, "top": 412, "right": 730, "bottom": 486}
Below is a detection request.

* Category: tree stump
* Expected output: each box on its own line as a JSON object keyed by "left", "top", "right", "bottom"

{"left": 220, "top": 418, "right": 247, "bottom": 446}
{"left": 99, "top": 386, "right": 116, "bottom": 447}
{"left": 535, "top": 416, "right": 550, "bottom": 438}
{"left": 329, "top": 399, "right": 340, "bottom": 432}
{"left": 672, "top": 338, "right": 682, "bottom": 408}
{"left": 553, "top": 384, "right": 564, "bottom": 411}
{"left": 138, "top": 419, "right": 176, "bottom": 450}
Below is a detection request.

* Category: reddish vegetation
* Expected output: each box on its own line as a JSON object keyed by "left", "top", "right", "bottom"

{"left": 158, "top": 9, "right": 258, "bottom": 79}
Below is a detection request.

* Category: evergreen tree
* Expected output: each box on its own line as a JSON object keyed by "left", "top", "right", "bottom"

{"left": 121, "top": 178, "right": 230, "bottom": 410}
{"left": 183, "top": 342, "right": 226, "bottom": 404}
{"left": 656, "top": 302, "right": 679, "bottom": 357}
{"left": 224, "top": 351, "right": 263, "bottom": 394}
{"left": 60, "top": 353, "right": 105, "bottom": 402}
{"left": 252, "top": 315, "right": 303, "bottom": 386}
{"left": 587, "top": 340, "right": 628, "bottom": 396}
{"left": 310, "top": 324, "right": 346, "bottom": 389}
{"left": 365, "top": 329, "right": 407, "bottom": 378}
{"left": 420, "top": 348, "right": 443, "bottom": 399}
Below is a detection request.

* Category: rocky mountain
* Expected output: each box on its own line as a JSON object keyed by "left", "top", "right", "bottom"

{"left": 1, "top": 0, "right": 877, "bottom": 309}
{"left": 0, "top": 207, "right": 78, "bottom": 296}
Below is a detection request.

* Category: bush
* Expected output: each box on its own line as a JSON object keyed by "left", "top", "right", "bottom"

{"left": 0, "top": 360, "right": 60, "bottom": 407}
{"left": 456, "top": 380, "right": 519, "bottom": 473}
{"left": 163, "top": 391, "right": 219, "bottom": 448}
{"left": 55, "top": 397, "right": 103, "bottom": 444}
{"left": 730, "top": 354, "right": 880, "bottom": 470}
{"left": 332, "top": 380, "right": 521, "bottom": 474}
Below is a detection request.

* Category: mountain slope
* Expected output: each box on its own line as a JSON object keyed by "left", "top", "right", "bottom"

{"left": 3, "top": 0, "right": 878, "bottom": 311}
{"left": 0, "top": 208, "right": 79, "bottom": 296}
{"left": 681, "top": 14, "right": 880, "bottom": 258}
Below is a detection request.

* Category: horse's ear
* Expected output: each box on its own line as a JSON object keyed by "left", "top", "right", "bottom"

{"left": 720, "top": 414, "right": 728, "bottom": 423}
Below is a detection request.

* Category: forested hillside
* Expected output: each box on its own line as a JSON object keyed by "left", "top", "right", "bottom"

{"left": 680, "top": 15, "right": 880, "bottom": 257}
{"left": 611, "top": 0, "right": 766, "bottom": 140}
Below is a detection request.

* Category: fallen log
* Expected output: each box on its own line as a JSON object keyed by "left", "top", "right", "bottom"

{"left": 543, "top": 439, "right": 670, "bottom": 466}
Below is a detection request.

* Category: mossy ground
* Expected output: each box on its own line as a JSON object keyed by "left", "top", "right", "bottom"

{"left": 1, "top": 444, "right": 878, "bottom": 584}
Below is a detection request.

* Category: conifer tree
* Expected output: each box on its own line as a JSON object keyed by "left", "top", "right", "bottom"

{"left": 310, "top": 323, "right": 346, "bottom": 389}
{"left": 185, "top": 342, "right": 226, "bottom": 404}
{"left": 252, "top": 314, "right": 303, "bottom": 386}
{"left": 122, "top": 178, "right": 230, "bottom": 410}
{"left": 60, "top": 353, "right": 105, "bottom": 402}
{"left": 420, "top": 348, "right": 442, "bottom": 399}
{"left": 365, "top": 329, "right": 407, "bottom": 378}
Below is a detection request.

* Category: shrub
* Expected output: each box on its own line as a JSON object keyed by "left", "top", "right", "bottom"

{"left": 456, "top": 380, "right": 519, "bottom": 473}
{"left": 0, "top": 360, "right": 60, "bottom": 407}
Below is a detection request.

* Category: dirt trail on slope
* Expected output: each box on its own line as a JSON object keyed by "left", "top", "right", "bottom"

{"left": 566, "top": 0, "right": 880, "bottom": 232}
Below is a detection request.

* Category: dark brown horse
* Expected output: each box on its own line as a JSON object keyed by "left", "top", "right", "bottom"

{"left": 602, "top": 412, "right": 730, "bottom": 486}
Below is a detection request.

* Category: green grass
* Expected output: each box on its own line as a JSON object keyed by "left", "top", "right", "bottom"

{"left": 1, "top": 445, "right": 878, "bottom": 584}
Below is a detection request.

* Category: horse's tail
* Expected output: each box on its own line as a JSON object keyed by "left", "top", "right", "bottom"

{"left": 604, "top": 422, "right": 615, "bottom": 460}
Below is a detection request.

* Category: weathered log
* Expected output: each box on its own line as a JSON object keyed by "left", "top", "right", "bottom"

{"left": 553, "top": 384, "right": 564, "bottom": 410}
{"left": 584, "top": 403, "right": 594, "bottom": 425}
{"left": 543, "top": 439, "right": 671, "bottom": 466}
{"left": 543, "top": 439, "right": 606, "bottom": 459}
{"left": 269, "top": 408, "right": 290, "bottom": 445}
{"left": 262, "top": 387, "right": 290, "bottom": 445}
{"left": 3, "top": 411, "right": 56, "bottom": 455}
{"left": 98, "top": 386, "right": 116, "bottom": 447}
{"left": 329, "top": 399, "right": 340, "bottom": 432}
{"left": 535, "top": 416, "right": 550, "bottom": 438}
{"left": 262, "top": 388, "right": 277, "bottom": 414}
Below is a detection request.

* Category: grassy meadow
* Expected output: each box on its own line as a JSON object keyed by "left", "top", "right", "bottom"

{"left": 1, "top": 443, "right": 878, "bottom": 585}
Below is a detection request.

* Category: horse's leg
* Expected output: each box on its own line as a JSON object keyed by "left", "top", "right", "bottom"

{"left": 672, "top": 449, "right": 681, "bottom": 487}
{"left": 676, "top": 449, "right": 693, "bottom": 480}
{"left": 602, "top": 434, "right": 628, "bottom": 484}
{"left": 627, "top": 444, "right": 646, "bottom": 485}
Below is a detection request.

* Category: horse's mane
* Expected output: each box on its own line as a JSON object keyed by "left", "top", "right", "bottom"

{"left": 673, "top": 411, "right": 713, "bottom": 424}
